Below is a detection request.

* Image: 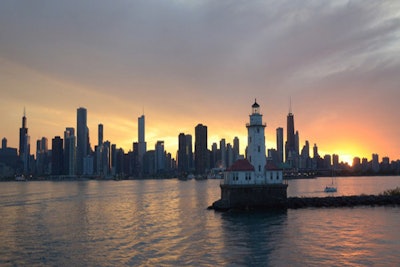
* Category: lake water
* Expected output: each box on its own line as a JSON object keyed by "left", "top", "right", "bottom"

{"left": 0, "top": 176, "right": 399, "bottom": 266}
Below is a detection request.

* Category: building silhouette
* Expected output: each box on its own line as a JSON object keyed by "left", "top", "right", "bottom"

{"left": 178, "top": 133, "right": 193, "bottom": 173}
{"left": 285, "top": 107, "right": 299, "bottom": 167}
{"left": 220, "top": 138, "right": 226, "bottom": 168}
{"left": 19, "top": 109, "right": 30, "bottom": 174}
{"left": 76, "top": 107, "right": 88, "bottom": 175}
{"left": 36, "top": 137, "right": 49, "bottom": 175}
{"left": 155, "top": 140, "right": 165, "bottom": 173}
{"left": 195, "top": 123, "right": 208, "bottom": 174}
{"left": 372, "top": 153, "right": 380, "bottom": 173}
{"left": 51, "top": 136, "right": 64, "bottom": 175}
{"left": 137, "top": 115, "right": 147, "bottom": 175}
{"left": 0, "top": 138, "right": 18, "bottom": 175}
{"left": 233, "top": 137, "right": 240, "bottom": 162}
{"left": 98, "top": 124, "right": 103, "bottom": 147}
{"left": 276, "top": 127, "right": 284, "bottom": 164}
{"left": 102, "top": 140, "right": 111, "bottom": 176}
{"left": 64, "top": 128, "right": 76, "bottom": 176}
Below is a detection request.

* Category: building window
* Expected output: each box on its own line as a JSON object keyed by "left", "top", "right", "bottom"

{"left": 258, "top": 146, "right": 260, "bottom": 152}
{"left": 257, "top": 128, "right": 259, "bottom": 133}
{"left": 259, "top": 165, "right": 261, "bottom": 171}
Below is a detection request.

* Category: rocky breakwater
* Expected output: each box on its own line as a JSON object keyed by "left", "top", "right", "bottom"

{"left": 287, "top": 194, "right": 400, "bottom": 209}
{"left": 209, "top": 187, "right": 400, "bottom": 211}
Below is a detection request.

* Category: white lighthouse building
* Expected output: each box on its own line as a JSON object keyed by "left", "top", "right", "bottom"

{"left": 214, "top": 100, "right": 287, "bottom": 210}
{"left": 223, "top": 100, "right": 283, "bottom": 185}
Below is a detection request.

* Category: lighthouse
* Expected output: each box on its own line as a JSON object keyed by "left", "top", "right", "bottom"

{"left": 246, "top": 99, "right": 266, "bottom": 177}
{"left": 212, "top": 100, "right": 288, "bottom": 211}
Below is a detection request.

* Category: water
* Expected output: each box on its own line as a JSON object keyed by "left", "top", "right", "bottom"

{"left": 0, "top": 177, "right": 399, "bottom": 266}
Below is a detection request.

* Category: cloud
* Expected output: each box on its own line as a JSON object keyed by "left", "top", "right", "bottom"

{"left": 0, "top": 0, "right": 399, "bottom": 159}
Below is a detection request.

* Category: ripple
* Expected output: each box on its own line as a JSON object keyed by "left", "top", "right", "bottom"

{"left": 0, "top": 179, "right": 399, "bottom": 266}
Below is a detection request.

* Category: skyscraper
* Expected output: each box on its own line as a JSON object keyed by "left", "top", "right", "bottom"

{"left": 276, "top": 127, "right": 284, "bottom": 164}
{"left": 98, "top": 124, "right": 103, "bottom": 147}
{"left": 372, "top": 153, "right": 380, "bottom": 173}
{"left": 300, "top": 140, "right": 310, "bottom": 169}
{"left": 102, "top": 141, "right": 111, "bottom": 176}
{"left": 138, "top": 115, "right": 147, "bottom": 165}
{"left": 64, "top": 128, "right": 76, "bottom": 176}
{"left": 313, "top": 143, "right": 319, "bottom": 159}
{"left": 155, "top": 141, "right": 165, "bottom": 172}
{"left": 285, "top": 100, "right": 300, "bottom": 168}
{"left": 227, "top": 143, "right": 234, "bottom": 167}
{"left": 233, "top": 137, "right": 240, "bottom": 162}
{"left": 77, "top": 107, "right": 88, "bottom": 175}
{"left": 51, "top": 136, "right": 64, "bottom": 175}
{"left": 185, "top": 134, "right": 193, "bottom": 171}
{"left": 178, "top": 133, "right": 187, "bottom": 173}
{"left": 285, "top": 110, "right": 295, "bottom": 163}
{"left": 220, "top": 138, "right": 226, "bottom": 168}
{"left": 332, "top": 154, "right": 339, "bottom": 169}
{"left": 19, "top": 109, "right": 27, "bottom": 157}
{"left": 19, "top": 108, "right": 30, "bottom": 174}
{"left": 195, "top": 124, "right": 208, "bottom": 174}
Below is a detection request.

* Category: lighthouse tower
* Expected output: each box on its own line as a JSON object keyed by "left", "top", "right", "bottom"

{"left": 246, "top": 99, "right": 266, "bottom": 177}
{"left": 213, "top": 100, "right": 288, "bottom": 211}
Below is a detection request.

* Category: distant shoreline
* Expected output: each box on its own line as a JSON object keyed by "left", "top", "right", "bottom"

{"left": 1, "top": 173, "right": 400, "bottom": 182}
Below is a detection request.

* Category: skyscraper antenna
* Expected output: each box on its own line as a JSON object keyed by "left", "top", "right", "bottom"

{"left": 23, "top": 106, "right": 26, "bottom": 117}
{"left": 289, "top": 97, "right": 292, "bottom": 114}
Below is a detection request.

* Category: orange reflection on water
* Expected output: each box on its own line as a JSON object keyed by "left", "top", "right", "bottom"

{"left": 284, "top": 207, "right": 400, "bottom": 266}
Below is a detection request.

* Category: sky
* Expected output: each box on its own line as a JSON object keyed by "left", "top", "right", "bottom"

{"left": 1, "top": 0, "right": 399, "bottom": 165}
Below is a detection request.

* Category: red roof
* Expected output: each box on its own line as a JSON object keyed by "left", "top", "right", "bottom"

{"left": 226, "top": 159, "right": 255, "bottom": 171}
{"left": 265, "top": 162, "right": 281, "bottom": 170}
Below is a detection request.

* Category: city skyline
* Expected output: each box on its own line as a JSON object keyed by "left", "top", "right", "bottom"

{"left": 1, "top": 104, "right": 398, "bottom": 167}
{"left": 1, "top": 1, "right": 399, "bottom": 163}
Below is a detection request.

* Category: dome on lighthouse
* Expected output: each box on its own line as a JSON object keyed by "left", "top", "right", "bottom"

{"left": 252, "top": 100, "right": 260, "bottom": 108}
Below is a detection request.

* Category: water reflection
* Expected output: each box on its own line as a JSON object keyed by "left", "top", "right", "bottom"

{"left": 219, "top": 211, "right": 288, "bottom": 265}
{"left": 278, "top": 207, "right": 400, "bottom": 266}
{"left": 0, "top": 178, "right": 399, "bottom": 266}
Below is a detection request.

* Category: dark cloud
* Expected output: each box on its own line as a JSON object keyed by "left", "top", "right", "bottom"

{"left": 1, "top": 1, "right": 398, "bottom": 92}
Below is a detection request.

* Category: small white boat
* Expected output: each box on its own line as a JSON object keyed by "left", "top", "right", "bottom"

{"left": 324, "top": 176, "right": 337, "bottom": 192}
{"left": 324, "top": 186, "right": 337, "bottom": 193}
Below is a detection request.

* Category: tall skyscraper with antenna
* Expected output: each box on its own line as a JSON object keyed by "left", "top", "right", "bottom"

{"left": 285, "top": 99, "right": 298, "bottom": 167}
{"left": 138, "top": 114, "right": 147, "bottom": 166}
{"left": 19, "top": 108, "right": 28, "bottom": 157}
{"left": 19, "top": 108, "right": 30, "bottom": 174}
